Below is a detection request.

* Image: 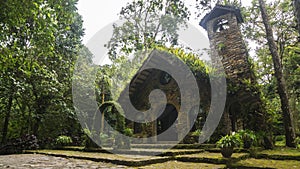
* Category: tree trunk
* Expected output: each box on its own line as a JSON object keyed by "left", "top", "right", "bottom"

{"left": 293, "top": 0, "right": 300, "bottom": 36}
{"left": 258, "top": 0, "right": 296, "bottom": 147}
{"left": 1, "top": 94, "right": 13, "bottom": 145}
{"left": 100, "top": 92, "right": 105, "bottom": 133}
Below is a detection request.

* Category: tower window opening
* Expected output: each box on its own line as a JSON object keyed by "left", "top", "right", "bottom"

{"left": 213, "top": 19, "right": 230, "bottom": 32}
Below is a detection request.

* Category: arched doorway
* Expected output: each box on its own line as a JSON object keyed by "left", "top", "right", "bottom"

{"left": 157, "top": 104, "right": 178, "bottom": 141}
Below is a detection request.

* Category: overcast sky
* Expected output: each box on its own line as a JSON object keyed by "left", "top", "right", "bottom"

{"left": 77, "top": 0, "right": 252, "bottom": 44}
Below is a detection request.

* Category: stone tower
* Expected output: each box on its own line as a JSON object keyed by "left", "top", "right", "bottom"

{"left": 199, "top": 5, "right": 270, "bottom": 136}
{"left": 200, "top": 4, "right": 252, "bottom": 81}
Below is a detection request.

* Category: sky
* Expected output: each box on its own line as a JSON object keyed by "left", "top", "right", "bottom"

{"left": 76, "top": 0, "right": 253, "bottom": 65}
{"left": 77, "top": 0, "right": 252, "bottom": 44}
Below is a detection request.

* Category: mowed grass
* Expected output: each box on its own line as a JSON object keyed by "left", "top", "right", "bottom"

{"left": 232, "top": 158, "right": 300, "bottom": 169}
{"left": 177, "top": 152, "right": 248, "bottom": 159}
{"left": 138, "top": 161, "right": 226, "bottom": 169}
{"left": 26, "top": 148, "right": 300, "bottom": 169}
{"left": 259, "top": 147, "right": 300, "bottom": 156}
{"left": 26, "top": 149, "right": 165, "bottom": 160}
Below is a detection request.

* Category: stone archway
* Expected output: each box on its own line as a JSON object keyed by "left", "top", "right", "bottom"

{"left": 157, "top": 104, "right": 178, "bottom": 141}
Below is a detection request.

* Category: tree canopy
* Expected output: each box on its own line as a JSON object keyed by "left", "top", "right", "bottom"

{"left": 0, "top": 0, "right": 299, "bottom": 150}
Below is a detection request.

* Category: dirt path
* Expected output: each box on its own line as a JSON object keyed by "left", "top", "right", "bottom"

{"left": 0, "top": 154, "right": 128, "bottom": 169}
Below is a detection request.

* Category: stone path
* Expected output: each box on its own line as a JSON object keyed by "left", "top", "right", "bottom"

{"left": 0, "top": 154, "right": 128, "bottom": 169}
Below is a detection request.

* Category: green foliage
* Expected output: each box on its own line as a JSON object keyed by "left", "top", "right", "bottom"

{"left": 191, "top": 129, "right": 202, "bottom": 137}
{"left": 237, "top": 130, "right": 257, "bottom": 148}
{"left": 55, "top": 135, "right": 72, "bottom": 147}
{"left": 216, "top": 133, "right": 243, "bottom": 148}
{"left": 124, "top": 128, "right": 133, "bottom": 137}
{"left": 156, "top": 46, "right": 210, "bottom": 76}
{"left": 237, "top": 130, "right": 257, "bottom": 141}
{"left": 106, "top": 0, "right": 190, "bottom": 61}
{"left": 0, "top": 0, "right": 84, "bottom": 145}
{"left": 217, "top": 43, "right": 226, "bottom": 51}
{"left": 195, "top": 0, "right": 242, "bottom": 18}
{"left": 275, "top": 135, "right": 285, "bottom": 142}
{"left": 242, "top": 0, "right": 299, "bottom": 145}
{"left": 274, "top": 135, "right": 286, "bottom": 147}
{"left": 295, "top": 137, "right": 300, "bottom": 148}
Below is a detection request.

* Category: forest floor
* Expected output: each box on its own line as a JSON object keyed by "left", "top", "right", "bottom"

{"left": 0, "top": 147, "right": 300, "bottom": 168}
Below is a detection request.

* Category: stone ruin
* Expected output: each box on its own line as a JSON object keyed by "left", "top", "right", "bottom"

{"left": 200, "top": 4, "right": 269, "bottom": 136}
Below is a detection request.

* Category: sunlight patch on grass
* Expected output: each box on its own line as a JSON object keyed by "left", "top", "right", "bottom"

{"left": 233, "top": 158, "right": 300, "bottom": 168}
{"left": 260, "top": 148, "right": 300, "bottom": 156}
{"left": 178, "top": 152, "right": 248, "bottom": 159}
{"left": 138, "top": 161, "right": 226, "bottom": 169}
{"left": 27, "top": 150, "right": 164, "bottom": 161}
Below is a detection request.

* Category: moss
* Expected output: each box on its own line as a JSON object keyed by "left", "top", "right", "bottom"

{"left": 175, "top": 152, "right": 249, "bottom": 164}
{"left": 254, "top": 147, "right": 300, "bottom": 160}
{"left": 25, "top": 150, "right": 170, "bottom": 167}
{"left": 24, "top": 148, "right": 300, "bottom": 168}
{"left": 232, "top": 158, "right": 300, "bottom": 169}
{"left": 174, "top": 144, "right": 216, "bottom": 149}
{"left": 138, "top": 161, "right": 226, "bottom": 169}
{"left": 259, "top": 147, "right": 300, "bottom": 156}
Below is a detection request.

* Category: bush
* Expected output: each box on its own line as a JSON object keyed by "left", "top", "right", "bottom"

{"left": 123, "top": 128, "right": 133, "bottom": 137}
{"left": 216, "top": 132, "right": 242, "bottom": 158}
{"left": 191, "top": 129, "right": 202, "bottom": 137}
{"left": 216, "top": 132, "right": 243, "bottom": 148}
{"left": 55, "top": 135, "right": 72, "bottom": 147}
{"left": 237, "top": 130, "right": 257, "bottom": 149}
{"left": 0, "top": 134, "right": 39, "bottom": 155}
{"left": 275, "top": 135, "right": 285, "bottom": 142}
{"left": 274, "top": 135, "right": 286, "bottom": 147}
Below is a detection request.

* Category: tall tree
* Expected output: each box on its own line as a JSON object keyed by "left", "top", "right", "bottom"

{"left": 195, "top": 0, "right": 242, "bottom": 17}
{"left": 106, "top": 0, "right": 190, "bottom": 61}
{"left": 258, "top": 0, "right": 296, "bottom": 147}
{"left": 0, "top": 0, "right": 84, "bottom": 145}
{"left": 293, "top": 0, "right": 300, "bottom": 36}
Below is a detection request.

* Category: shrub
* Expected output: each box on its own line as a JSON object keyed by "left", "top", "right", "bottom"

{"left": 275, "top": 135, "right": 285, "bottom": 142}
{"left": 123, "top": 128, "right": 133, "bottom": 137}
{"left": 274, "top": 135, "right": 286, "bottom": 147}
{"left": 55, "top": 135, "right": 72, "bottom": 147}
{"left": 216, "top": 133, "right": 243, "bottom": 149}
{"left": 237, "top": 130, "right": 257, "bottom": 149}
{"left": 191, "top": 129, "right": 202, "bottom": 136}
{"left": 0, "top": 134, "right": 39, "bottom": 155}
{"left": 216, "top": 133, "right": 242, "bottom": 158}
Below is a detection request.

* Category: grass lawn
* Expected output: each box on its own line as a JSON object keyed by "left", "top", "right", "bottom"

{"left": 232, "top": 158, "right": 300, "bottom": 169}
{"left": 138, "top": 161, "right": 226, "bottom": 169}
{"left": 26, "top": 149, "right": 168, "bottom": 161}
{"left": 177, "top": 152, "right": 248, "bottom": 159}
{"left": 25, "top": 147, "right": 300, "bottom": 168}
{"left": 259, "top": 147, "right": 300, "bottom": 156}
